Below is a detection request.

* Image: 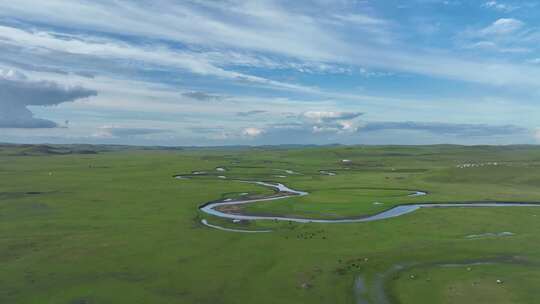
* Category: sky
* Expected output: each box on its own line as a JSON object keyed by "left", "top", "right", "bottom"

{"left": 0, "top": 0, "right": 539, "bottom": 146}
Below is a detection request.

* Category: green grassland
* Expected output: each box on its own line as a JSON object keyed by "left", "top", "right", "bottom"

{"left": 2, "top": 144, "right": 540, "bottom": 303}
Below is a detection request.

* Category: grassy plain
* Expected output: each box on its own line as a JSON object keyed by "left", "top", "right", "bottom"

{"left": 2, "top": 144, "right": 540, "bottom": 303}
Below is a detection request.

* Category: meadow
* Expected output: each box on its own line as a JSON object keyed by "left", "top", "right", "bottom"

{"left": 2, "top": 144, "right": 540, "bottom": 303}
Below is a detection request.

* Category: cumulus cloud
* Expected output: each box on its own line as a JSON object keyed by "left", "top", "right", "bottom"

{"left": 302, "top": 111, "right": 364, "bottom": 133}
{"left": 359, "top": 121, "right": 527, "bottom": 137}
{"left": 93, "top": 126, "right": 172, "bottom": 138}
{"left": 535, "top": 128, "right": 540, "bottom": 141}
{"left": 231, "top": 111, "right": 365, "bottom": 143}
{"left": 0, "top": 69, "right": 97, "bottom": 128}
{"left": 242, "top": 127, "right": 264, "bottom": 137}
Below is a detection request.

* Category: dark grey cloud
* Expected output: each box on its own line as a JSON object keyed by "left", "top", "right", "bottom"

{"left": 360, "top": 121, "right": 527, "bottom": 137}
{"left": 182, "top": 91, "right": 224, "bottom": 102}
{"left": 236, "top": 110, "right": 267, "bottom": 117}
{"left": 0, "top": 69, "right": 97, "bottom": 128}
{"left": 74, "top": 71, "right": 96, "bottom": 78}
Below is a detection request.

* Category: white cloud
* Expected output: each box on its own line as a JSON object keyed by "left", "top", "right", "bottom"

{"left": 302, "top": 111, "right": 363, "bottom": 133}
{"left": 1, "top": 0, "right": 540, "bottom": 146}
{"left": 2, "top": 1, "right": 540, "bottom": 90}
{"left": 0, "top": 25, "right": 317, "bottom": 93}
{"left": 480, "top": 18, "right": 524, "bottom": 36}
{"left": 458, "top": 18, "right": 540, "bottom": 55}
{"left": 464, "top": 41, "right": 531, "bottom": 54}
{"left": 303, "top": 111, "right": 363, "bottom": 122}
{"left": 0, "top": 69, "right": 28, "bottom": 81}
{"left": 332, "top": 13, "right": 387, "bottom": 26}
{"left": 339, "top": 120, "right": 357, "bottom": 131}
{"left": 535, "top": 128, "right": 540, "bottom": 141}
{"left": 0, "top": 0, "right": 345, "bottom": 62}
{"left": 242, "top": 127, "right": 264, "bottom": 137}
{"left": 483, "top": 1, "right": 518, "bottom": 12}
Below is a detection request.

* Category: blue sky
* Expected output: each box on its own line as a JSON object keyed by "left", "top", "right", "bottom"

{"left": 0, "top": 0, "right": 539, "bottom": 145}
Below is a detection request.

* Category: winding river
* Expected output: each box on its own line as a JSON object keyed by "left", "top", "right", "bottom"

{"left": 192, "top": 177, "right": 540, "bottom": 301}
{"left": 194, "top": 179, "right": 540, "bottom": 231}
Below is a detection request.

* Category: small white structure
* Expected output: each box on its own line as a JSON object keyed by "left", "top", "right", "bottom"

{"left": 456, "top": 162, "right": 502, "bottom": 169}
{"left": 319, "top": 170, "right": 336, "bottom": 176}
